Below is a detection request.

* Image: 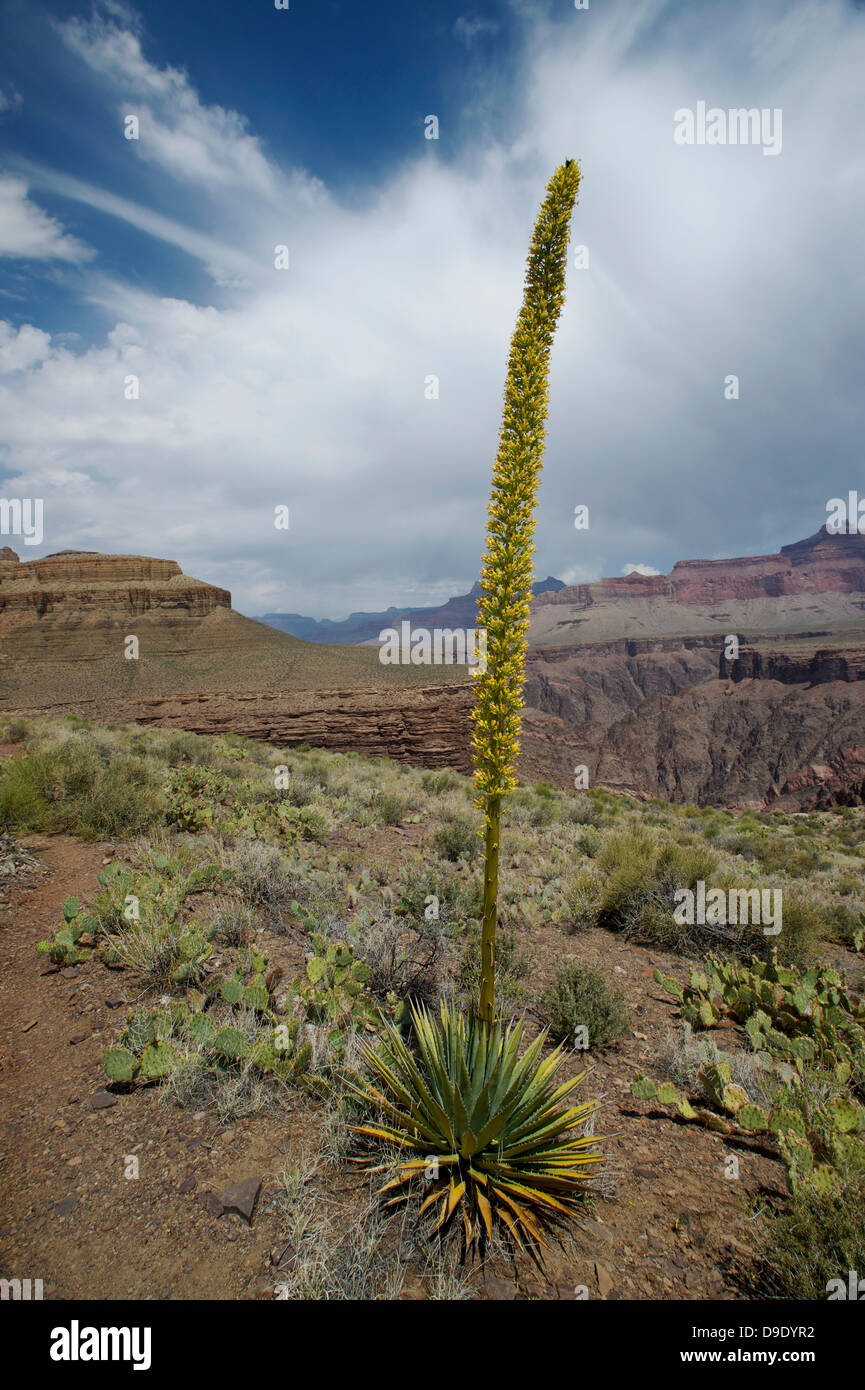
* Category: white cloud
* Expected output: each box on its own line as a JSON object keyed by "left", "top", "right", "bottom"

{"left": 1, "top": 0, "right": 864, "bottom": 617}
{"left": 58, "top": 9, "right": 282, "bottom": 199}
{"left": 623, "top": 563, "right": 662, "bottom": 577}
{"left": 0, "top": 176, "right": 94, "bottom": 262}
{"left": 0, "top": 322, "right": 52, "bottom": 372}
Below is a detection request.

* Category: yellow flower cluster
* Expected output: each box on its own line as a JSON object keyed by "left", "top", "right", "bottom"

{"left": 471, "top": 160, "right": 582, "bottom": 802}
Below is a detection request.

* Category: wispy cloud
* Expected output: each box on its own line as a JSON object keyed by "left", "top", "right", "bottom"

{"left": 0, "top": 176, "right": 94, "bottom": 262}
{"left": 57, "top": 8, "right": 279, "bottom": 198}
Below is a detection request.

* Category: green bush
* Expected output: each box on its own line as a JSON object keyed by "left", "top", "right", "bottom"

{"left": 2, "top": 718, "right": 30, "bottom": 743}
{"left": 370, "top": 790, "right": 406, "bottom": 826}
{"left": 420, "top": 770, "right": 462, "bottom": 795}
{"left": 79, "top": 756, "right": 164, "bottom": 838}
{"left": 752, "top": 1151, "right": 865, "bottom": 1299}
{"left": 541, "top": 960, "right": 630, "bottom": 1050}
{"left": 0, "top": 740, "right": 163, "bottom": 839}
{"left": 433, "top": 817, "right": 478, "bottom": 863}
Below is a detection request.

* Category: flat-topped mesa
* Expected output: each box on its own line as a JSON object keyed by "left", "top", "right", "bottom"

{"left": 0, "top": 551, "right": 231, "bottom": 655}
{"left": 0, "top": 549, "right": 205, "bottom": 585}
{"left": 532, "top": 526, "right": 865, "bottom": 610}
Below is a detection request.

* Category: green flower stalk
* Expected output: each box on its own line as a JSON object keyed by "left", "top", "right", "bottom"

{"left": 472, "top": 160, "right": 581, "bottom": 1027}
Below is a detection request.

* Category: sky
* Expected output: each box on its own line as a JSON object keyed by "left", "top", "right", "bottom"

{"left": 0, "top": 0, "right": 863, "bottom": 619}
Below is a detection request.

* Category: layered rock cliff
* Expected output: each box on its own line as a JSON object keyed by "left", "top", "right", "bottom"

{"left": 2, "top": 533, "right": 865, "bottom": 808}
{"left": 0, "top": 548, "right": 470, "bottom": 771}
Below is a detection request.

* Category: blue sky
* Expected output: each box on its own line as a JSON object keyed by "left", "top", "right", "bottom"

{"left": 1, "top": 0, "right": 864, "bottom": 617}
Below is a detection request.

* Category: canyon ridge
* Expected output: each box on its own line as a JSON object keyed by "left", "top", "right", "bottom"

{"left": 1, "top": 527, "right": 863, "bottom": 809}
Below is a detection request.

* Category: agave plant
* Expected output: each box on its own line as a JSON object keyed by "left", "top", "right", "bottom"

{"left": 353, "top": 163, "right": 597, "bottom": 1253}
{"left": 352, "top": 1001, "right": 601, "bottom": 1252}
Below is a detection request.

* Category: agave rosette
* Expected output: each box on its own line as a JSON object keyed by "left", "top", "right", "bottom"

{"left": 351, "top": 1001, "right": 602, "bottom": 1249}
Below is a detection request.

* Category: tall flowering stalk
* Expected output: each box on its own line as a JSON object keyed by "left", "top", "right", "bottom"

{"left": 472, "top": 160, "right": 581, "bottom": 1027}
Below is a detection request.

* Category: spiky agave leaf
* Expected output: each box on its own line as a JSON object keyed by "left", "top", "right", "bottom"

{"left": 350, "top": 1001, "right": 601, "bottom": 1251}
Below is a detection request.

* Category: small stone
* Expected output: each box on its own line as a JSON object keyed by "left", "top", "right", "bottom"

{"left": 270, "top": 1241, "right": 296, "bottom": 1270}
{"left": 54, "top": 1196, "right": 78, "bottom": 1217}
{"left": 178, "top": 1176, "right": 196, "bottom": 1194}
{"left": 69, "top": 1033, "right": 89, "bottom": 1046}
{"left": 90, "top": 1091, "right": 118, "bottom": 1110}
{"left": 484, "top": 1277, "right": 516, "bottom": 1301}
{"left": 595, "top": 1262, "right": 615, "bottom": 1299}
{"left": 582, "top": 1216, "right": 614, "bottom": 1244}
{"left": 105, "top": 996, "right": 125, "bottom": 1009}
{"left": 200, "top": 1191, "right": 223, "bottom": 1218}
{"left": 218, "top": 1177, "right": 262, "bottom": 1224}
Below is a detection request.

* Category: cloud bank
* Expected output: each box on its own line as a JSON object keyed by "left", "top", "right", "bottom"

{"left": 0, "top": 0, "right": 863, "bottom": 617}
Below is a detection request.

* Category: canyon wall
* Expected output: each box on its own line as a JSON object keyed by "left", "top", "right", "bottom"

{"left": 2, "top": 534, "right": 865, "bottom": 808}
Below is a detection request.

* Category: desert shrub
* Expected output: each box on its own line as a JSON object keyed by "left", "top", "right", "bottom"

{"left": 288, "top": 771, "right": 321, "bottom": 807}
{"left": 528, "top": 796, "right": 557, "bottom": 828}
{"left": 0, "top": 752, "right": 51, "bottom": 828}
{"left": 420, "top": 770, "right": 462, "bottom": 795}
{"left": 221, "top": 840, "right": 295, "bottom": 926}
{"left": 396, "top": 859, "right": 481, "bottom": 930}
{"left": 541, "top": 961, "right": 630, "bottom": 1050}
{"left": 344, "top": 913, "right": 450, "bottom": 1008}
{"left": 0, "top": 740, "right": 163, "bottom": 839}
{"left": 558, "top": 869, "right": 602, "bottom": 929}
{"left": 433, "top": 817, "right": 478, "bottom": 863}
{"left": 158, "top": 731, "right": 213, "bottom": 767}
{"left": 575, "top": 828, "right": 600, "bottom": 858}
{"left": 79, "top": 756, "right": 164, "bottom": 838}
{"left": 752, "top": 1149, "right": 865, "bottom": 1300}
{"left": 2, "top": 718, "right": 30, "bottom": 743}
{"left": 754, "top": 894, "right": 824, "bottom": 969}
{"left": 824, "top": 902, "right": 865, "bottom": 950}
{"left": 369, "top": 789, "right": 406, "bottom": 826}
{"left": 567, "top": 798, "right": 602, "bottom": 828}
